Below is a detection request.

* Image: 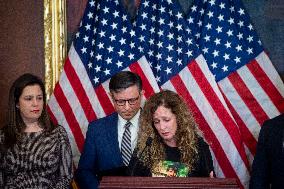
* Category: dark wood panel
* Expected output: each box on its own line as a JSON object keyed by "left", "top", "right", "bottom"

{"left": 99, "top": 176, "right": 240, "bottom": 189}
{"left": 0, "top": 0, "right": 44, "bottom": 128}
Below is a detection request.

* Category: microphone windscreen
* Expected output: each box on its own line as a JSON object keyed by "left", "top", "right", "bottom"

{"left": 146, "top": 137, "right": 153, "bottom": 146}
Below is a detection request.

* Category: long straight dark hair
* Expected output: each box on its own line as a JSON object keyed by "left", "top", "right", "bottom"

{"left": 2, "top": 73, "right": 55, "bottom": 149}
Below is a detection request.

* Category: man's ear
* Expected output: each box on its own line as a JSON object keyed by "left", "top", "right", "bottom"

{"left": 108, "top": 92, "right": 112, "bottom": 98}
{"left": 140, "top": 90, "right": 145, "bottom": 96}
{"left": 108, "top": 92, "right": 114, "bottom": 102}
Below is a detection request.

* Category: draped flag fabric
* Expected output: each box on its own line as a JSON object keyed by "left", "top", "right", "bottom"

{"left": 47, "top": 0, "right": 284, "bottom": 188}
{"left": 47, "top": 0, "right": 159, "bottom": 165}
{"left": 187, "top": 0, "right": 284, "bottom": 164}
{"left": 134, "top": 0, "right": 249, "bottom": 188}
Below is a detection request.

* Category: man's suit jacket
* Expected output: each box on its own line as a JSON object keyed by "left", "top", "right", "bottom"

{"left": 250, "top": 113, "right": 284, "bottom": 189}
{"left": 75, "top": 113, "right": 125, "bottom": 189}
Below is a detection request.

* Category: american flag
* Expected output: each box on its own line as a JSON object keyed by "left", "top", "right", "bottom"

{"left": 47, "top": 0, "right": 159, "bottom": 165}
{"left": 187, "top": 0, "right": 284, "bottom": 166}
{"left": 135, "top": 0, "right": 249, "bottom": 188}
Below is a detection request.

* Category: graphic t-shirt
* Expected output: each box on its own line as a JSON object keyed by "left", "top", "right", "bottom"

{"left": 130, "top": 138, "right": 213, "bottom": 177}
{"left": 152, "top": 145, "right": 189, "bottom": 177}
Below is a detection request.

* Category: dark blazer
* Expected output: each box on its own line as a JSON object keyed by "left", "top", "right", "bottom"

{"left": 75, "top": 113, "right": 126, "bottom": 189}
{"left": 250, "top": 113, "right": 284, "bottom": 189}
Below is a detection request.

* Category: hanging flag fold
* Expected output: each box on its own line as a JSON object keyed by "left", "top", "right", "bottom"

{"left": 135, "top": 0, "right": 250, "bottom": 188}
{"left": 187, "top": 0, "right": 284, "bottom": 164}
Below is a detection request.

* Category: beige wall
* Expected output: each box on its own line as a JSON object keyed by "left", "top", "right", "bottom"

{"left": 0, "top": 1, "right": 44, "bottom": 127}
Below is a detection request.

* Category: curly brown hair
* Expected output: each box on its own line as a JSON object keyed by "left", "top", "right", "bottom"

{"left": 137, "top": 90, "right": 201, "bottom": 172}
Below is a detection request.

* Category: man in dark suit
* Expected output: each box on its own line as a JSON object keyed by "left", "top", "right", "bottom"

{"left": 250, "top": 113, "right": 284, "bottom": 189}
{"left": 75, "top": 71, "right": 144, "bottom": 189}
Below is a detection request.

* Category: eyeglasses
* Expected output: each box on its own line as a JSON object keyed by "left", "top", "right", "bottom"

{"left": 113, "top": 95, "right": 140, "bottom": 106}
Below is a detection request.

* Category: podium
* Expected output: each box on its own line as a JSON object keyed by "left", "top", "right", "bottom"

{"left": 99, "top": 176, "right": 240, "bottom": 189}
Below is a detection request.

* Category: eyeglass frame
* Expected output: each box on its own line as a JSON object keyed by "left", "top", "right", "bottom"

{"left": 112, "top": 94, "right": 141, "bottom": 106}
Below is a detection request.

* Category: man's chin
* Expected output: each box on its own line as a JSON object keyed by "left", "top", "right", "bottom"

{"left": 121, "top": 114, "right": 133, "bottom": 120}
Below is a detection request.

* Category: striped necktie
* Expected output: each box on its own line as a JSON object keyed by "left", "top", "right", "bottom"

{"left": 121, "top": 121, "right": 132, "bottom": 166}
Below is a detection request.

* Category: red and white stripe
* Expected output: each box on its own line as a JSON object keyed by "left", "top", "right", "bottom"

{"left": 48, "top": 44, "right": 159, "bottom": 165}
{"left": 161, "top": 54, "right": 250, "bottom": 188}
{"left": 218, "top": 51, "right": 284, "bottom": 164}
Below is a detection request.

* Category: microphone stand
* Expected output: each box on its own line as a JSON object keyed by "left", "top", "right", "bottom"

{"left": 130, "top": 137, "right": 153, "bottom": 176}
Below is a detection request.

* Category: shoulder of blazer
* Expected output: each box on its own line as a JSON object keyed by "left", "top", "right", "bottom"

{"left": 88, "top": 112, "right": 119, "bottom": 131}
{"left": 262, "top": 114, "right": 284, "bottom": 131}
{"left": 259, "top": 114, "right": 284, "bottom": 145}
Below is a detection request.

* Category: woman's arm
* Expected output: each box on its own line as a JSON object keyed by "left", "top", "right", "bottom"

{"left": 0, "top": 153, "right": 4, "bottom": 188}
{"left": 54, "top": 126, "right": 73, "bottom": 189}
{"left": 189, "top": 137, "right": 214, "bottom": 177}
{"left": 0, "top": 130, "right": 5, "bottom": 188}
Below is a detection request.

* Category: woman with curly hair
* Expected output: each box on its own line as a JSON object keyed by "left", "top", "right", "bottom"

{"left": 128, "top": 90, "right": 214, "bottom": 177}
{"left": 0, "top": 73, "right": 73, "bottom": 188}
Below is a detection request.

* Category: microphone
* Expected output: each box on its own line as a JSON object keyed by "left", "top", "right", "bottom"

{"left": 145, "top": 137, "right": 153, "bottom": 147}
{"left": 130, "top": 137, "right": 153, "bottom": 176}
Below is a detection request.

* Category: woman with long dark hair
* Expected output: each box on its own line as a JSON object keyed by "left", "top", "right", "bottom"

{"left": 0, "top": 73, "right": 73, "bottom": 188}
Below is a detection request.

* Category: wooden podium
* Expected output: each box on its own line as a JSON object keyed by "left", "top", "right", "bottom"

{"left": 99, "top": 176, "right": 240, "bottom": 189}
